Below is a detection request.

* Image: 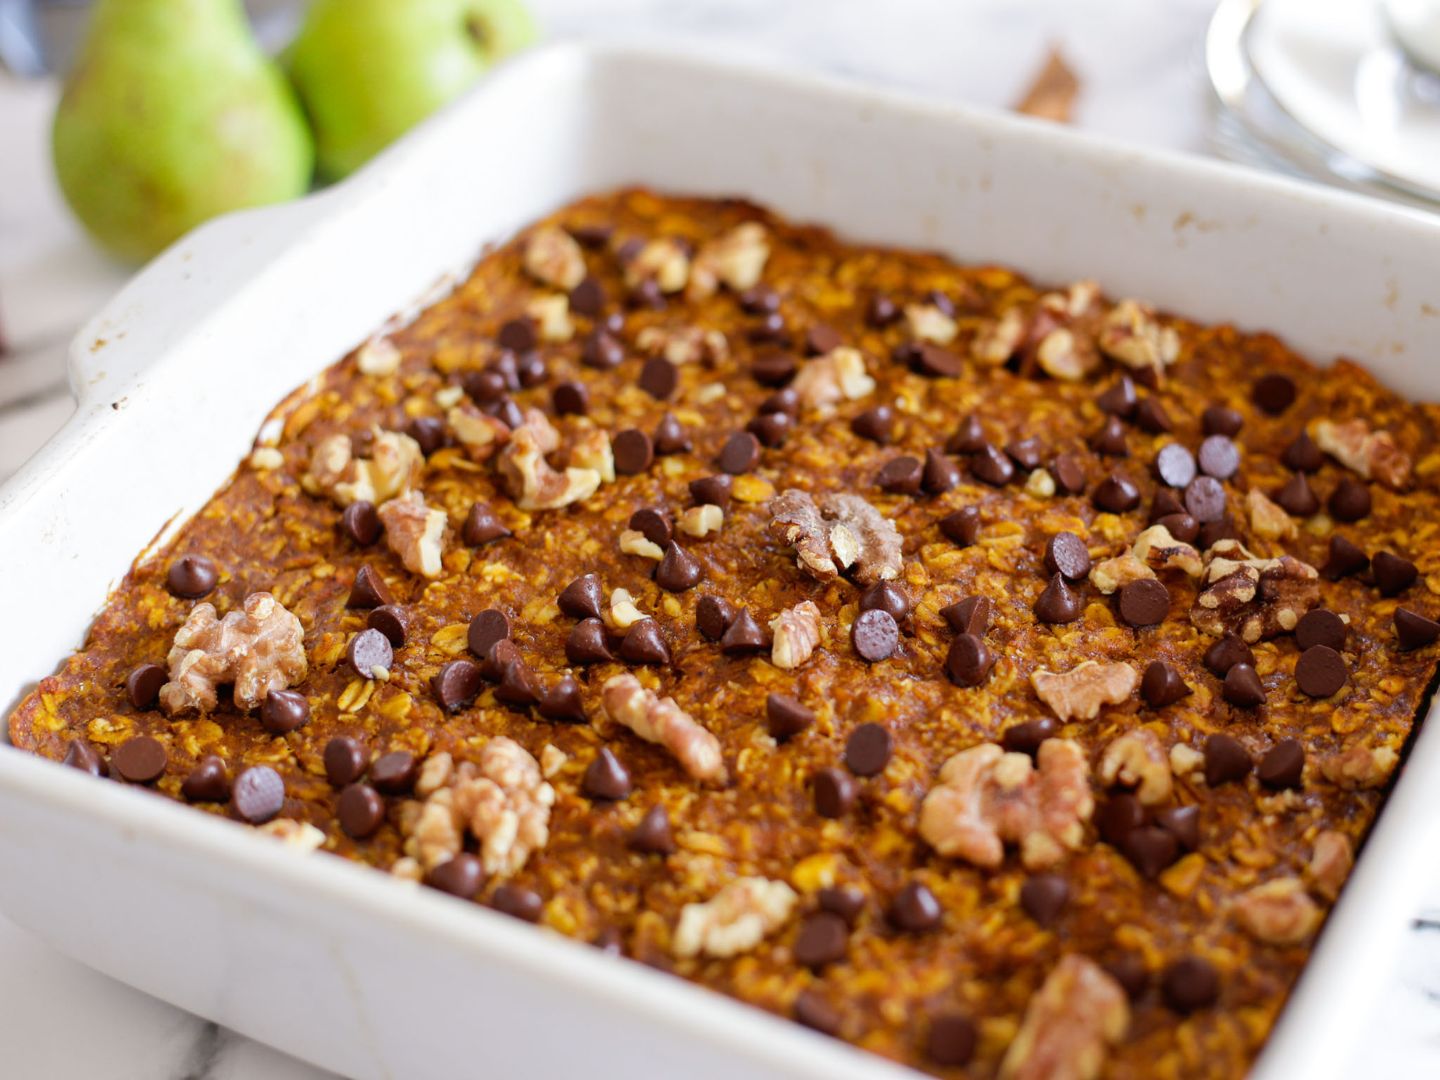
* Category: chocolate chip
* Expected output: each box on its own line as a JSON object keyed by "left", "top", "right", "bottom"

{"left": 624, "top": 508, "right": 670, "bottom": 549}
{"left": 747, "top": 312, "right": 787, "bottom": 343}
{"left": 766, "top": 694, "right": 814, "bottom": 741}
{"left": 1097, "top": 375, "right": 1139, "bottom": 417}
{"left": 347, "top": 628, "right": 393, "bottom": 680}
{"left": 717, "top": 431, "right": 761, "bottom": 474}
{"left": 583, "top": 748, "right": 632, "bottom": 801}
{"left": 794, "top": 991, "right": 843, "bottom": 1037}
{"left": 877, "top": 455, "right": 923, "bottom": 495}
{"left": 537, "top": 674, "right": 586, "bottom": 722}
{"left": 517, "top": 355, "right": 547, "bottom": 391}
{"left": 719, "top": 608, "right": 767, "bottom": 655}
{"left": 689, "top": 476, "right": 733, "bottom": 510}
{"left": 696, "top": 595, "right": 738, "bottom": 641}
{"left": 612, "top": 429, "right": 654, "bottom": 475}
{"left": 324, "top": 737, "right": 367, "bottom": 788}
{"left": 1151, "top": 489, "right": 1185, "bottom": 519}
{"left": 1197, "top": 435, "right": 1240, "bottom": 479}
{"left": 621, "top": 619, "right": 671, "bottom": 665}
{"left": 1296, "top": 609, "right": 1346, "bottom": 653}
{"left": 367, "top": 604, "right": 409, "bottom": 648}
{"left": 814, "top": 767, "right": 857, "bottom": 818}
{"left": 568, "top": 276, "right": 606, "bottom": 318}
{"left": 181, "top": 755, "right": 228, "bottom": 802}
{"left": 341, "top": 501, "right": 381, "bottom": 546}
{"left": 1295, "top": 644, "right": 1347, "bottom": 698}
{"left": 428, "top": 854, "right": 484, "bottom": 899}
{"left": 941, "top": 595, "right": 992, "bottom": 637}
{"left": 751, "top": 351, "right": 797, "bottom": 386}
{"left": 1199, "top": 516, "right": 1240, "bottom": 549}
{"left": 656, "top": 543, "right": 704, "bottom": 593}
{"left": 1091, "top": 414, "right": 1129, "bottom": 456}
{"left": 464, "top": 610, "right": 509, "bottom": 661}
{"left": 1155, "top": 512, "right": 1200, "bottom": 543}
{"left": 859, "top": 581, "right": 910, "bottom": 623}
{"left": 497, "top": 317, "right": 536, "bottom": 352}
{"left": 629, "top": 278, "right": 665, "bottom": 310}
{"left": 1162, "top": 956, "right": 1220, "bottom": 1013}
{"left": 866, "top": 293, "right": 900, "bottom": 327}
{"left": 851, "top": 609, "right": 899, "bottom": 662}
{"left": 1117, "top": 578, "right": 1170, "bottom": 628}
{"left": 1204, "top": 733, "right": 1252, "bottom": 785}
{"left": 1135, "top": 397, "right": 1173, "bottom": 434}
{"left": 491, "top": 884, "right": 543, "bottom": 923}
{"left": 1093, "top": 473, "right": 1141, "bottom": 513}
{"left": 1123, "top": 826, "right": 1180, "bottom": 878}
{"left": 1141, "top": 661, "right": 1190, "bottom": 707}
{"left": 370, "top": 751, "right": 417, "bottom": 796}
{"left": 636, "top": 356, "right": 678, "bottom": 399}
{"left": 1154, "top": 443, "right": 1197, "bottom": 488}
{"left": 1321, "top": 535, "right": 1370, "bottom": 580}
{"left": 260, "top": 689, "right": 309, "bottom": 734}
{"left": 1253, "top": 371, "right": 1296, "bottom": 414}
{"left": 463, "top": 368, "right": 508, "bottom": 403}
{"left": 347, "top": 564, "right": 392, "bottom": 609}
{"left": 971, "top": 442, "right": 1017, "bottom": 486}
{"left": 407, "top": 416, "right": 447, "bottom": 456}
{"left": 338, "top": 783, "right": 385, "bottom": 839}
{"left": 1098, "top": 793, "right": 1144, "bottom": 846}
{"left": 1257, "top": 738, "right": 1305, "bottom": 790}
{"left": 582, "top": 329, "right": 624, "bottom": 369}
{"left": 980, "top": 713, "right": 1047, "bottom": 759}
{"left": 1282, "top": 430, "right": 1324, "bottom": 472}
{"left": 939, "top": 506, "right": 981, "bottom": 546}
{"left": 1373, "top": 551, "right": 1418, "bottom": 597}
{"left": 739, "top": 285, "right": 781, "bottom": 314}
{"left": 922, "top": 448, "right": 962, "bottom": 494}
{"left": 1203, "top": 405, "right": 1244, "bottom": 437}
{"left": 479, "top": 638, "right": 521, "bottom": 683}
{"left": 1154, "top": 805, "right": 1200, "bottom": 850}
{"left": 558, "top": 573, "right": 603, "bottom": 620}
{"left": 1045, "top": 531, "right": 1092, "bottom": 581}
{"left": 487, "top": 396, "right": 525, "bottom": 431}
{"left": 1006, "top": 437, "right": 1044, "bottom": 471}
{"left": 1329, "top": 478, "right": 1372, "bottom": 522}
{"left": 1034, "top": 573, "right": 1082, "bottom": 624}
{"left": 946, "top": 634, "right": 995, "bottom": 687}
{"left": 486, "top": 352, "right": 521, "bottom": 391}
{"left": 889, "top": 881, "right": 942, "bottom": 932}
{"left": 845, "top": 723, "right": 893, "bottom": 776}
{"left": 1274, "top": 472, "right": 1320, "bottom": 517}
{"left": 495, "top": 659, "right": 540, "bottom": 709}
{"left": 565, "top": 619, "right": 613, "bottom": 665}
{"left": 911, "top": 343, "right": 963, "bottom": 378}
{"left": 1020, "top": 874, "right": 1069, "bottom": 926}
{"left": 1105, "top": 953, "right": 1151, "bottom": 1000}
{"left": 926, "top": 1013, "right": 977, "bottom": 1067}
{"left": 653, "top": 412, "right": 692, "bottom": 455}
{"left": 1396, "top": 608, "right": 1440, "bottom": 650}
{"left": 1183, "top": 476, "right": 1226, "bottom": 523}
{"left": 628, "top": 804, "right": 676, "bottom": 854}
{"left": 1051, "top": 452, "right": 1087, "bottom": 495}
{"left": 167, "top": 554, "right": 218, "bottom": 599}
{"left": 232, "top": 764, "right": 285, "bottom": 823}
{"left": 459, "top": 503, "right": 507, "bottom": 547}
{"left": 1222, "top": 662, "right": 1266, "bottom": 708}
{"left": 794, "top": 911, "right": 849, "bottom": 969}
{"left": 851, "top": 405, "right": 895, "bottom": 444}
{"left": 552, "top": 380, "right": 589, "bottom": 417}
{"left": 948, "top": 414, "right": 987, "bottom": 454}
{"left": 125, "top": 663, "right": 166, "bottom": 710}
{"left": 818, "top": 886, "right": 866, "bottom": 925}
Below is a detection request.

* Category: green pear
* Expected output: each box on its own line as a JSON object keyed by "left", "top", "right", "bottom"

{"left": 287, "top": 0, "right": 537, "bottom": 181}
{"left": 52, "top": 0, "right": 314, "bottom": 263}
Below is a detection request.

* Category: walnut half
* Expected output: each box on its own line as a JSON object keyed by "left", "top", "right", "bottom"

{"left": 378, "top": 490, "right": 447, "bottom": 578}
{"left": 303, "top": 428, "right": 423, "bottom": 508}
{"left": 1231, "top": 877, "right": 1321, "bottom": 946}
{"left": 1312, "top": 418, "right": 1412, "bottom": 489}
{"left": 1098, "top": 730, "right": 1171, "bottom": 805}
{"left": 160, "top": 592, "right": 307, "bottom": 715}
{"left": 767, "top": 489, "right": 902, "bottom": 585}
{"left": 672, "top": 877, "right": 797, "bottom": 959}
{"left": 1000, "top": 954, "right": 1129, "bottom": 1080}
{"left": 790, "top": 347, "right": 876, "bottom": 413}
{"left": 1031, "top": 662, "right": 1139, "bottom": 723}
{"left": 601, "top": 674, "right": 727, "bottom": 784}
{"left": 770, "top": 600, "right": 822, "bottom": 670}
{"left": 1190, "top": 539, "right": 1319, "bottom": 642}
{"left": 496, "top": 412, "right": 601, "bottom": 511}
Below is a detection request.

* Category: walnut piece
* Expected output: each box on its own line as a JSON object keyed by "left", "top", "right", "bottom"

{"left": 1098, "top": 730, "right": 1171, "bottom": 806}
{"left": 415, "top": 751, "right": 454, "bottom": 798}
{"left": 1246, "top": 489, "right": 1298, "bottom": 540}
{"left": 686, "top": 222, "right": 770, "bottom": 300}
{"left": 1169, "top": 742, "right": 1205, "bottom": 778}
{"left": 672, "top": 877, "right": 797, "bottom": 959}
{"left": 1190, "top": 538, "right": 1320, "bottom": 642}
{"left": 526, "top": 294, "right": 573, "bottom": 343}
{"left": 1308, "top": 830, "right": 1353, "bottom": 901}
{"left": 1320, "top": 742, "right": 1398, "bottom": 790}
{"left": 790, "top": 346, "right": 875, "bottom": 413}
{"left": 602, "top": 673, "right": 727, "bottom": 783}
{"left": 770, "top": 600, "right": 822, "bottom": 670}
{"left": 447, "top": 405, "right": 511, "bottom": 461}
{"left": 522, "top": 224, "right": 586, "bottom": 291}
{"left": 304, "top": 428, "right": 423, "bottom": 508}
{"left": 1035, "top": 327, "right": 1101, "bottom": 381}
{"left": 767, "top": 489, "right": 902, "bottom": 585}
{"left": 972, "top": 306, "right": 1028, "bottom": 366}
{"left": 1231, "top": 877, "right": 1321, "bottom": 945}
{"left": 904, "top": 303, "right": 958, "bottom": 345}
{"left": 1311, "top": 418, "right": 1412, "bottom": 489}
{"left": 1097, "top": 298, "right": 1179, "bottom": 378}
{"left": 619, "top": 529, "right": 665, "bottom": 561}
{"left": 678, "top": 504, "right": 724, "bottom": 538}
{"left": 636, "top": 324, "right": 728, "bottom": 366}
{"left": 999, "top": 954, "right": 1129, "bottom": 1080}
{"left": 920, "top": 739, "right": 1093, "bottom": 870}
{"left": 378, "top": 491, "right": 447, "bottom": 578}
{"left": 357, "top": 337, "right": 401, "bottom": 376}
{"left": 1088, "top": 553, "right": 1155, "bottom": 595}
{"left": 1031, "top": 662, "right": 1139, "bottom": 722}
{"left": 624, "top": 237, "right": 690, "bottom": 294}
{"left": 258, "top": 818, "right": 326, "bottom": 852}
{"left": 496, "top": 411, "right": 600, "bottom": 511}
{"left": 1130, "top": 523, "right": 1203, "bottom": 578}
{"left": 160, "top": 592, "right": 307, "bottom": 715}
{"left": 607, "top": 588, "right": 647, "bottom": 629}
{"left": 569, "top": 427, "right": 615, "bottom": 484}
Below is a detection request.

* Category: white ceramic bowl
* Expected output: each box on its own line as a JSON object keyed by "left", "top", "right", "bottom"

{"left": 2, "top": 41, "right": 1438, "bottom": 1080}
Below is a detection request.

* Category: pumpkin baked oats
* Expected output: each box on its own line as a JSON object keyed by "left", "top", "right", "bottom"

{"left": 11, "top": 189, "right": 1440, "bottom": 1079}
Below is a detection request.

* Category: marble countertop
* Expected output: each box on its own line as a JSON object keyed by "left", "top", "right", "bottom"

{"left": 2, "top": 1, "right": 1439, "bottom": 1076}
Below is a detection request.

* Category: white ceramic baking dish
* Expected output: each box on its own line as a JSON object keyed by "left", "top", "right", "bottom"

{"left": 1, "top": 41, "right": 1438, "bottom": 1080}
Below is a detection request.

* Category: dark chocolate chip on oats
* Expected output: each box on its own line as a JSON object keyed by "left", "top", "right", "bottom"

{"left": 565, "top": 619, "right": 614, "bottom": 665}
{"left": 347, "top": 564, "right": 393, "bottom": 609}
{"left": 1154, "top": 805, "right": 1200, "bottom": 851}
{"left": 1252, "top": 372, "right": 1296, "bottom": 415}
{"left": 1098, "top": 793, "right": 1143, "bottom": 846}
{"left": 717, "top": 431, "right": 761, "bottom": 474}
{"left": 408, "top": 416, "right": 446, "bottom": 456}
{"left": 1162, "top": 956, "right": 1220, "bottom": 1013}
{"left": 341, "top": 501, "right": 381, "bottom": 546}
{"left": 941, "top": 595, "right": 992, "bottom": 637}
{"left": 922, "top": 448, "right": 962, "bottom": 494}
{"left": 370, "top": 750, "right": 418, "bottom": 795}
{"left": 167, "top": 553, "right": 218, "bottom": 599}
{"left": 1296, "top": 645, "right": 1347, "bottom": 698}
{"left": 845, "top": 723, "right": 893, "bottom": 776}
{"left": 889, "top": 881, "right": 942, "bottom": 933}
{"left": 1222, "top": 662, "right": 1266, "bottom": 708}
{"left": 112, "top": 735, "right": 165, "bottom": 784}
{"left": 1295, "top": 609, "right": 1346, "bottom": 652}
{"left": 1396, "top": 608, "right": 1440, "bottom": 650}
{"left": 926, "top": 1013, "right": 977, "bottom": 1067}
{"left": 947, "top": 413, "right": 987, "bottom": 454}
{"left": 428, "top": 854, "right": 484, "bottom": 898}
{"left": 1097, "top": 375, "right": 1139, "bottom": 417}
{"left": 495, "top": 659, "right": 540, "bottom": 709}
{"left": 497, "top": 317, "right": 536, "bottom": 352}
{"left": 1093, "top": 473, "right": 1141, "bottom": 513}
{"left": 1091, "top": 415, "right": 1129, "bottom": 457}
{"left": 367, "top": 604, "right": 409, "bottom": 648}
{"left": 1202, "top": 404, "right": 1244, "bottom": 437}
{"left": 1329, "top": 478, "right": 1372, "bottom": 522}
{"left": 552, "top": 380, "right": 589, "bottom": 417}
{"left": 1282, "top": 430, "right": 1324, "bottom": 472}
{"left": 1257, "top": 739, "right": 1305, "bottom": 790}
{"left": 696, "top": 595, "right": 739, "bottom": 642}
{"left": 125, "top": 663, "right": 166, "bottom": 710}
{"left": 324, "top": 736, "right": 368, "bottom": 788}
{"left": 467, "top": 609, "right": 511, "bottom": 659}
{"left": 232, "top": 764, "right": 285, "bottom": 824}
{"left": 794, "top": 911, "right": 849, "bottom": 969}
{"left": 1117, "top": 578, "right": 1170, "bottom": 628}
{"left": 794, "top": 991, "right": 843, "bottom": 1037}
{"left": 181, "top": 755, "right": 228, "bottom": 803}
{"left": 339, "top": 783, "right": 385, "bottom": 839}
{"left": 568, "top": 276, "right": 606, "bottom": 318}
{"left": 851, "top": 609, "right": 899, "bottom": 662}
{"left": 766, "top": 694, "right": 814, "bottom": 742}
{"left": 260, "top": 688, "right": 309, "bottom": 734}
{"left": 1123, "top": 826, "right": 1180, "bottom": 878}
{"left": 628, "top": 804, "right": 676, "bottom": 855}
{"left": 813, "top": 767, "right": 857, "bottom": 818}
{"left": 867, "top": 293, "right": 900, "bottom": 327}
{"left": 582, "top": 329, "right": 624, "bottom": 369}
{"left": 1321, "top": 535, "right": 1369, "bottom": 580}
{"left": 1034, "top": 573, "right": 1082, "bottom": 624}
{"left": 639, "top": 357, "right": 679, "bottom": 399}
{"left": 819, "top": 885, "right": 866, "bottom": 925}
{"left": 1274, "top": 472, "right": 1320, "bottom": 517}
{"left": 347, "top": 628, "right": 393, "bottom": 680}
{"left": 620, "top": 620, "right": 671, "bottom": 665}
{"left": 946, "top": 634, "right": 995, "bottom": 687}
{"left": 1204, "top": 734, "right": 1252, "bottom": 785}
{"left": 689, "top": 473, "right": 733, "bottom": 507}
{"left": 612, "top": 429, "right": 654, "bottom": 475}
{"left": 877, "top": 455, "right": 923, "bottom": 495}
{"left": 1020, "top": 874, "right": 1069, "bottom": 926}
{"left": 1372, "top": 551, "right": 1418, "bottom": 597}
{"left": 970, "top": 442, "right": 1016, "bottom": 486}
{"left": 747, "top": 411, "right": 792, "bottom": 449}
{"left": 491, "top": 884, "right": 543, "bottom": 923}
{"left": 653, "top": 412, "right": 692, "bottom": 455}
{"left": 1105, "top": 953, "right": 1151, "bottom": 1001}
{"left": 939, "top": 506, "right": 981, "bottom": 546}
{"left": 1006, "top": 437, "right": 1044, "bottom": 472}
{"left": 719, "top": 608, "right": 767, "bottom": 655}
{"left": 559, "top": 573, "right": 604, "bottom": 620}
{"left": 1051, "top": 452, "right": 1087, "bottom": 495}
{"left": 852, "top": 405, "right": 895, "bottom": 444}
{"left": 1045, "top": 531, "right": 1092, "bottom": 581}
{"left": 1135, "top": 397, "right": 1172, "bottom": 434}
{"left": 1001, "top": 718, "right": 1057, "bottom": 757}
{"left": 537, "top": 674, "right": 586, "bottom": 722}
{"left": 583, "top": 748, "right": 632, "bottom": 801}
{"left": 656, "top": 543, "right": 704, "bottom": 593}
{"left": 859, "top": 581, "right": 910, "bottom": 623}
{"left": 1155, "top": 512, "right": 1200, "bottom": 543}
{"left": 1141, "top": 661, "right": 1190, "bottom": 707}
{"left": 463, "top": 503, "right": 511, "bottom": 546}
{"left": 751, "top": 351, "right": 797, "bottom": 386}
{"left": 629, "top": 508, "right": 673, "bottom": 548}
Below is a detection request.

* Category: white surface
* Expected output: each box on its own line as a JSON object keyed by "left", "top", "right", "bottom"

{"left": 0, "top": 4, "right": 1439, "bottom": 1080}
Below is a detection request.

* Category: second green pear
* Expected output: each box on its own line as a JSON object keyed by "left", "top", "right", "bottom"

{"left": 287, "top": 0, "right": 538, "bottom": 181}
